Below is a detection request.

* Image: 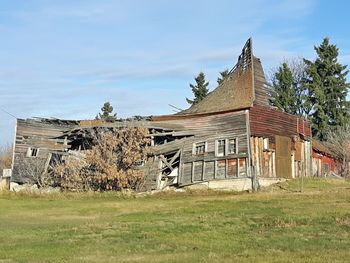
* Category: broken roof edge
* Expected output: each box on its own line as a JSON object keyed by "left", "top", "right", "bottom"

{"left": 16, "top": 115, "right": 154, "bottom": 127}
{"left": 312, "top": 139, "right": 338, "bottom": 159}
{"left": 152, "top": 107, "right": 250, "bottom": 121}
{"left": 174, "top": 38, "right": 256, "bottom": 116}
{"left": 17, "top": 117, "right": 80, "bottom": 126}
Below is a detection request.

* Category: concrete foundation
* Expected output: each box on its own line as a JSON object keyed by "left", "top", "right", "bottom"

{"left": 184, "top": 177, "right": 285, "bottom": 191}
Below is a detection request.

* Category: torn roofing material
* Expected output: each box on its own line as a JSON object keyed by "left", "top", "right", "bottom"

{"left": 174, "top": 38, "right": 270, "bottom": 117}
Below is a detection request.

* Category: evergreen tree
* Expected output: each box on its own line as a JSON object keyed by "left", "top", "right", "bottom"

{"left": 269, "top": 63, "right": 298, "bottom": 115}
{"left": 217, "top": 69, "right": 230, "bottom": 85}
{"left": 303, "top": 38, "right": 350, "bottom": 140}
{"left": 96, "top": 102, "right": 117, "bottom": 122}
{"left": 269, "top": 59, "right": 309, "bottom": 117}
{"left": 186, "top": 72, "right": 209, "bottom": 105}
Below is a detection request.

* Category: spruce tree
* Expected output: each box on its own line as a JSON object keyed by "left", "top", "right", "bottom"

{"left": 96, "top": 102, "right": 117, "bottom": 122}
{"left": 303, "top": 38, "right": 350, "bottom": 140}
{"left": 186, "top": 72, "right": 209, "bottom": 105}
{"left": 217, "top": 69, "right": 230, "bottom": 85}
{"left": 269, "top": 63, "right": 298, "bottom": 115}
{"left": 269, "top": 59, "right": 309, "bottom": 117}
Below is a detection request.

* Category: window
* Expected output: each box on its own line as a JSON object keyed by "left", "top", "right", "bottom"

{"left": 263, "top": 138, "right": 269, "bottom": 151}
{"left": 239, "top": 158, "right": 247, "bottom": 176}
{"left": 216, "top": 138, "right": 238, "bottom": 156}
{"left": 216, "top": 160, "right": 226, "bottom": 179}
{"left": 217, "top": 139, "right": 226, "bottom": 157}
{"left": 194, "top": 142, "right": 206, "bottom": 155}
{"left": 227, "top": 159, "right": 238, "bottom": 177}
{"left": 27, "top": 147, "right": 39, "bottom": 157}
{"left": 228, "top": 138, "right": 237, "bottom": 154}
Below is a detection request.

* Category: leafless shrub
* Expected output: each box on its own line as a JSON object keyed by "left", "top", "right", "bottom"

{"left": 0, "top": 145, "right": 12, "bottom": 174}
{"left": 52, "top": 126, "right": 153, "bottom": 191}
{"left": 326, "top": 125, "right": 350, "bottom": 177}
{"left": 16, "top": 156, "right": 52, "bottom": 187}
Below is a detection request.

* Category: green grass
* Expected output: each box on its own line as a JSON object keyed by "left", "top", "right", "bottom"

{"left": 0, "top": 178, "right": 349, "bottom": 263}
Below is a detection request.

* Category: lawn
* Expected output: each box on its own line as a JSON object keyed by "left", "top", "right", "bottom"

{"left": 0, "top": 178, "right": 349, "bottom": 263}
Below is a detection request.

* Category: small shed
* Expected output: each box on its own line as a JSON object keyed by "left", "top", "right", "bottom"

{"left": 312, "top": 140, "right": 340, "bottom": 176}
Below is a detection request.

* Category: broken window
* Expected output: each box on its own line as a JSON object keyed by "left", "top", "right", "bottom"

{"left": 227, "top": 159, "right": 238, "bottom": 177}
{"left": 228, "top": 138, "right": 238, "bottom": 154}
{"left": 27, "top": 147, "right": 39, "bottom": 157}
{"left": 216, "top": 160, "right": 226, "bottom": 179}
{"left": 239, "top": 158, "right": 247, "bottom": 176}
{"left": 194, "top": 142, "right": 206, "bottom": 155}
{"left": 216, "top": 139, "right": 226, "bottom": 157}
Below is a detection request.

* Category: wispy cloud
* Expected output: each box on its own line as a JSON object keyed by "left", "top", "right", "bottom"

{"left": 0, "top": 0, "right": 339, "bottom": 146}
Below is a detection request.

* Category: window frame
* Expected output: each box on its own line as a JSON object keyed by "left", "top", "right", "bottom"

{"left": 193, "top": 141, "right": 207, "bottom": 156}
{"left": 215, "top": 139, "right": 226, "bottom": 157}
{"left": 27, "top": 147, "right": 39, "bottom": 157}
{"left": 227, "top": 138, "right": 238, "bottom": 155}
{"left": 215, "top": 138, "right": 239, "bottom": 157}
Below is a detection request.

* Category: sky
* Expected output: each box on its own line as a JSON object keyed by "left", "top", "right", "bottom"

{"left": 0, "top": 0, "right": 350, "bottom": 146}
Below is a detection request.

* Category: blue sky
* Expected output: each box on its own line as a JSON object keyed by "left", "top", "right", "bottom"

{"left": 0, "top": 0, "right": 349, "bottom": 145}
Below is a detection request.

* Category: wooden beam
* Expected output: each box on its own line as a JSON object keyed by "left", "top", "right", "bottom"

{"left": 169, "top": 149, "right": 181, "bottom": 165}
{"left": 159, "top": 155, "right": 174, "bottom": 171}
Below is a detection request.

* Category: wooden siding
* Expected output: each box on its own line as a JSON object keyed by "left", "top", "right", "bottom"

{"left": 12, "top": 119, "right": 78, "bottom": 183}
{"left": 249, "top": 104, "right": 311, "bottom": 140}
{"left": 155, "top": 110, "right": 249, "bottom": 185}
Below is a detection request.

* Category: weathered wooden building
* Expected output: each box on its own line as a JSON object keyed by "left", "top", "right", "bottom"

{"left": 11, "top": 39, "right": 313, "bottom": 190}
{"left": 312, "top": 140, "right": 340, "bottom": 177}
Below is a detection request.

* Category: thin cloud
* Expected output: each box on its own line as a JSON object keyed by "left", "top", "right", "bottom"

{"left": 0, "top": 0, "right": 328, "bottom": 146}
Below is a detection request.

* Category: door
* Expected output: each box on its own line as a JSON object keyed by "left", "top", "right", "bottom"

{"left": 275, "top": 135, "right": 292, "bottom": 178}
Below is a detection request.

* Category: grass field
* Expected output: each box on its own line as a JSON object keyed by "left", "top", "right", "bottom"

{"left": 0, "top": 178, "right": 349, "bottom": 263}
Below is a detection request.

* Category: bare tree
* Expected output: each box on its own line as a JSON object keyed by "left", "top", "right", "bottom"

{"left": 325, "top": 125, "right": 350, "bottom": 177}
{"left": 0, "top": 145, "right": 12, "bottom": 174}
{"left": 16, "top": 156, "right": 51, "bottom": 187}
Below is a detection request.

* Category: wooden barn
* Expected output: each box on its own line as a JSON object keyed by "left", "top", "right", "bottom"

{"left": 10, "top": 39, "right": 313, "bottom": 191}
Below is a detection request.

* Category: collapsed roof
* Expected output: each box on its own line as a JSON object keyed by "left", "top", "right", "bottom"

{"left": 176, "top": 38, "right": 270, "bottom": 116}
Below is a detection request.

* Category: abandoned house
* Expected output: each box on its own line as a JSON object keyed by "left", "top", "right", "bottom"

{"left": 10, "top": 39, "right": 313, "bottom": 191}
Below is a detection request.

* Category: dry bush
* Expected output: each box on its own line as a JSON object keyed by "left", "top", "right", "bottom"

{"left": 17, "top": 157, "right": 51, "bottom": 187}
{"left": 52, "top": 156, "right": 89, "bottom": 191}
{"left": 52, "top": 126, "right": 152, "bottom": 191}
{"left": 326, "top": 125, "right": 350, "bottom": 177}
{"left": 0, "top": 145, "right": 12, "bottom": 174}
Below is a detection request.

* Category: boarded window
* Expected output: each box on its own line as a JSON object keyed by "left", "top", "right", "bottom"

{"left": 239, "top": 158, "right": 247, "bottom": 176}
{"left": 228, "top": 139, "right": 238, "bottom": 154}
{"left": 193, "top": 161, "right": 203, "bottom": 181}
{"left": 216, "top": 160, "right": 226, "bottom": 179}
{"left": 216, "top": 139, "right": 226, "bottom": 157}
{"left": 204, "top": 161, "right": 215, "bottom": 180}
{"left": 194, "top": 142, "right": 206, "bottom": 155}
{"left": 227, "top": 159, "right": 238, "bottom": 177}
{"left": 182, "top": 162, "right": 192, "bottom": 184}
